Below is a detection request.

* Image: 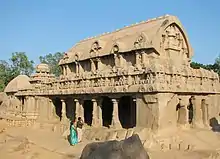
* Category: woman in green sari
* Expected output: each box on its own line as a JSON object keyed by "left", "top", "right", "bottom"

{"left": 69, "top": 121, "right": 78, "bottom": 146}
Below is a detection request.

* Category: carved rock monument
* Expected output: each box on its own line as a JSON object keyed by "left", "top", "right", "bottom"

{"left": 1, "top": 15, "right": 220, "bottom": 134}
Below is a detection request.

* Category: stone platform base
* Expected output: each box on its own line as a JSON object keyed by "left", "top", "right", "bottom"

{"left": 0, "top": 117, "right": 36, "bottom": 128}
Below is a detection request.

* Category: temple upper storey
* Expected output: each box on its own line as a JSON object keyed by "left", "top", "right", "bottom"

{"left": 6, "top": 15, "right": 219, "bottom": 96}
{"left": 57, "top": 15, "right": 195, "bottom": 79}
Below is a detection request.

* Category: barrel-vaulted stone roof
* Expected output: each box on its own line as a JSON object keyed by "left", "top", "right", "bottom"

{"left": 59, "top": 14, "right": 193, "bottom": 65}
{"left": 4, "top": 75, "right": 32, "bottom": 93}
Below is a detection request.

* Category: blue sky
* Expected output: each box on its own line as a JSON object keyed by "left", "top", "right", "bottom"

{"left": 0, "top": 0, "right": 219, "bottom": 65}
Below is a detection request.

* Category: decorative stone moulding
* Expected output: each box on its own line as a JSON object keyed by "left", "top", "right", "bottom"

{"left": 122, "top": 86, "right": 128, "bottom": 92}
{"left": 99, "top": 88, "right": 103, "bottom": 93}
{"left": 111, "top": 87, "right": 117, "bottom": 93}
{"left": 138, "top": 86, "right": 146, "bottom": 92}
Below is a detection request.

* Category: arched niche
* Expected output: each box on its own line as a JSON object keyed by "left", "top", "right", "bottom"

{"left": 134, "top": 32, "right": 149, "bottom": 49}
{"left": 161, "top": 23, "right": 191, "bottom": 59}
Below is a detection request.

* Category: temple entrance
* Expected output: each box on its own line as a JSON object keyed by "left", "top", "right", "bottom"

{"left": 101, "top": 96, "right": 113, "bottom": 128}
{"left": 83, "top": 100, "right": 93, "bottom": 126}
{"left": 119, "top": 96, "right": 136, "bottom": 129}
{"left": 66, "top": 98, "right": 76, "bottom": 121}
{"left": 52, "top": 97, "right": 62, "bottom": 121}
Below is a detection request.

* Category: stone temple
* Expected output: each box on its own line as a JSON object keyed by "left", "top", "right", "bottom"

{"left": 1, "top": 15, "right": 220, "bottom": 137}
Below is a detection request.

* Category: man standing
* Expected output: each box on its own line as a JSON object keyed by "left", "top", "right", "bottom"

{"left": 76, "top": 117, "right": 84, "bottom": 142}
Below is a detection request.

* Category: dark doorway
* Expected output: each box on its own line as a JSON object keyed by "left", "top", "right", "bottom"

{"left": 102, "top": 96, "right": 113, "bottom": 128}
{"left": 52, "top": 97, "right": 62, "bottom": 121}
{"left": 119, "top": 96, "right": 136, "bottom": 128}
{"left": 84, "top": 100, "right": 93, "bottom": 126}
{"left": 66, "top": 98, "right": 76, "bottom": 121}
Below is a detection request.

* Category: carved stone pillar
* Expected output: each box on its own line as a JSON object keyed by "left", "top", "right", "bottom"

{"left": 66, "top": 65, "right": 71, "bottom": 75}
{"left": 20, "top": 98, "right": 23, "bottom": 113}
{"left": 62, "top": 66, "right": 66, "bottom": 76}
{"left": 114, "top": 54, "right": 122, "bottom": 68}
{"left": 191, "top": 97, "right": 203, "bottom": 128}
{"left": 132, "top": 98, "right": 137, "bottom": 127}
{"left": 75, "top": 99, "right": 84, "bottom": 121}
{"left": 96, "top": 58, "right": 101, "bottom": 71}
{"left": 141, "top": 51, "right": 146, "bottom": 65}
{"left": 92, "top": 99, "right": 98, "bottom": 126}
{"left": 176, "top": 99, "right": 187, "bottom": 126}
{"left": 61, "top": 99, "right": 68, "bottom": 122}
{"left": 201, "top": 99, "right": 208, "bottom": 127}
{"left": 91, "top": 99, "right": 102, "bottom": 127}
{"left": 75, "top": 62, "right": 79, "bottom": 76}
{"left": 90, "top": 59, "right": 95, "bottom": 72}
{"left": 118, "top": 54, "right": 122, "bottom": 67}
{"left": 48, "top": 99, "right": 53, "bottom": 120}
{"left": 111, "top": 99, "right": 122, "bottom": 128}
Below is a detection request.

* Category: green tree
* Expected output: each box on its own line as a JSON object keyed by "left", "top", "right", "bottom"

{"left": 39, "top": 52, "right": 64, "bottom": 76}
{"left": 0, "top": 52, "right": 34, "bottom": 92}
{"left": 0, "top": 60, "right": 9, "bottom": 91}
{"left": 10, "top": 52, "right": 34, "bottom": 76}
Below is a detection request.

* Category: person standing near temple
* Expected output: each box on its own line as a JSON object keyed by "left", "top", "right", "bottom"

{"left": 69, "top": 120, "right": 78, "bottom": 146}
{"left": 76, "top": 117, "right": 84, "bottom": 142}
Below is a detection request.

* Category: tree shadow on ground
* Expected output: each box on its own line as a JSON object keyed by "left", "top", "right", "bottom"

{"left": 209, "top": 117, "right": 220, "bottom": 132}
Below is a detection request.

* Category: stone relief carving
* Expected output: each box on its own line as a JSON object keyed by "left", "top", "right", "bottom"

{"left": 161, "top": 24, "right": 188, "bottom": 57}
{"left": 134, "top": 33, "right": 148, "bottom": 49}
{"left": 90, "top": 41, "right": 101, "bottom": 57}
{"left": 112, "top": 44, "right": 119, "bottom": 53}
{"left": 138, "top": 85, "right": 146, "bottom": 92}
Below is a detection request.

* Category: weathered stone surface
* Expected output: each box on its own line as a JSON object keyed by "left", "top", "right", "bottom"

{"left": 105, "top": 131, "right": 117, "bottom": 141}
{"left": 116, "top": 129, "right": 127, "bottom": 140}
{"left": 1, "top": 14, "right": 220, "bottom": 134}
{"left": 80, "top": 134, "right": 149, "bottom": 159}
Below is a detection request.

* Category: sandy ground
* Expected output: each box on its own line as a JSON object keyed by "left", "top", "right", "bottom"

{"left": 0, "top": 120, "right": 220, "bottom": 159}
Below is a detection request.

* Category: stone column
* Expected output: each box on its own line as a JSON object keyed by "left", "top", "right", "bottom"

{"left": 132, "top": 98, "right": 137, "bottom": 127}
{"left": 75, "top": 99, "right": 84, "bottom": 121}
{"left": 48, "top": 99, "right": 53, "bottom": 120}
{"left": 91, "top": 99, "right": 102, "bottom": 127}
{"left": 66, "top": 65, "right": 71, "bottom": 75}
{"left": 111, "top": 99, "right": 122, "bottom": 128}
{"left": 74, "top": 99, "right": 80, "bottom": 119}
{"left": 201, "top": 99, "right": 209, "bottom": 127}
{"left": 92, "top": 99, "right": 98, "bottom": 126}
{"left": 97, "top": 58, "right": 101, "bottom": 71}
{"left": 97, "top": 99, "right": 103, "bottom": 127}
{"left": 61, "top": 99, "right": 68, "bottom": 122}
{"left": 75, "top": 62, "right": 79, "bottom": 76}
{"left": 192, "top": 97, "right": 203, "bottom": 128}
{"left": 90, "top": 59, "right": 95, "bottom": 72}
{"left": 177, "top": 99, "right": 187, "bottom": 126}
{"left": 141, "top": 51, "right": 146, "bottom": 64}
{"left": 20, "top": 98, "right": 23, "bottom": 113}
{"left": 114, "top": 54, "right": 122, "bottom": 68}
{"left": 118, "top": 54, "right": 122, "bottom": 67}
{"left": 62, "top": 66, "right": 66, "bottom": 76}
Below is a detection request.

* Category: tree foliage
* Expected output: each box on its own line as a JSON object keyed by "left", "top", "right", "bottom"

{"left": 39, "top": 52, "right": 64, "bottom": 77}
{"left": 190, "top": 55, "right": 220, "bottom": 76}
{"left": 10, "top": 52, "right": 34, "bottom": 76}
{"left": 0, "top": 52, "right": 34, "bottom": 92}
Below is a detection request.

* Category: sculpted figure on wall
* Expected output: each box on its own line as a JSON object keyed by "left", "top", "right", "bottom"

{"left": 161, "top": 24, "right": 189, "bottom": 59}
